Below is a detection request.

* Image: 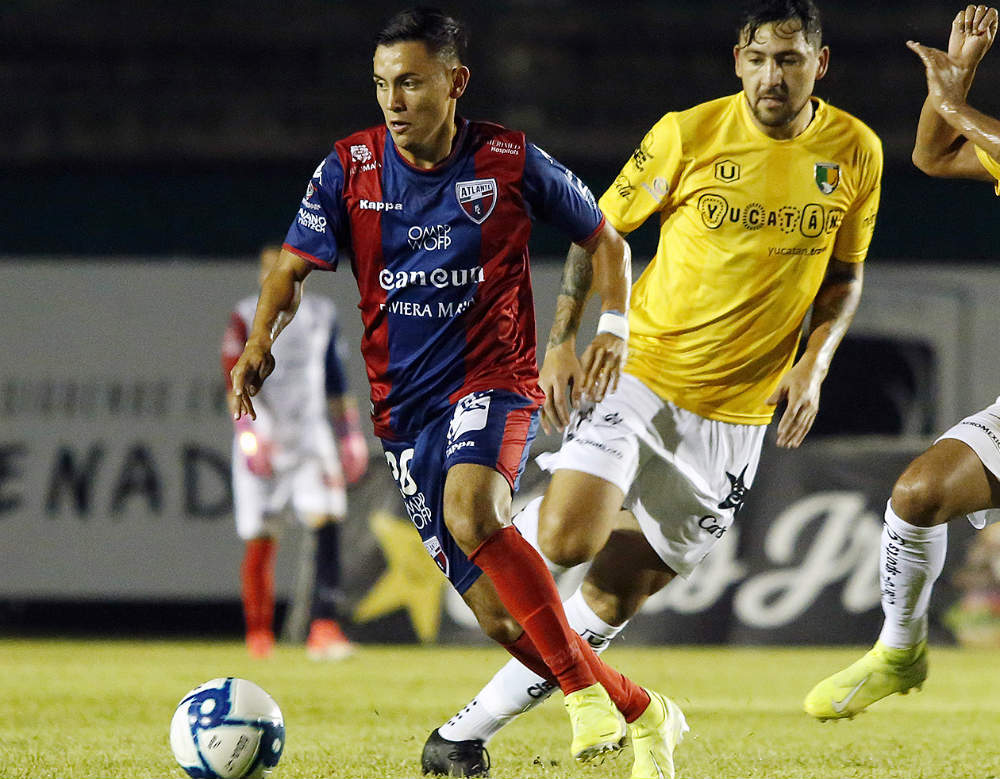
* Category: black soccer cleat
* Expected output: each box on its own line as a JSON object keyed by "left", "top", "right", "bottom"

{"left": 421, "top": 728, "right": 491, "bottom": 777}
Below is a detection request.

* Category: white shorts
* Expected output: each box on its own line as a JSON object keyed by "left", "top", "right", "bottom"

{"left": 538, "top": 373, "right": 767, "bottom": 577}
{"left": 936, "top": 396, "right": 1000, "bottom": 529}
{"left": 232, "top": 441, "right": 347, "bottom": 541}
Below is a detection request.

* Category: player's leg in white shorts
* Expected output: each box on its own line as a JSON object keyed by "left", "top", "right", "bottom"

{"left": 804, "top": 399, "right": 1000, "bottom": 719}
{"left": 288, "top": 457, "right": 347, "bottom": 527}
{"left": 540, "top": 373, "right": 766, "bottom": 580}
{"left": 934, "top": 397, "right": 1000, "bottom": 528}
{"left": 232, "top": 442, "right": 292, "bottom": 541}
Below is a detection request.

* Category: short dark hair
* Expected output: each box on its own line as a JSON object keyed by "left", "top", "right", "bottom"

{"left": 375, "top": 7, "right": 468, "bottom": 63}
{"left": 737, "top": 0, "right": 822, "bottom": 48}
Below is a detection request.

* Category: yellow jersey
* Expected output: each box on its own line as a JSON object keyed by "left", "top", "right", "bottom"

{"left": 975, "top": 145, "right": 1000, "bottom": 195}
{"left": 599, "top": 93, "right": 883, "bottom": 424}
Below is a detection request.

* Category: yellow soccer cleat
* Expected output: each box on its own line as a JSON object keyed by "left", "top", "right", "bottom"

{"left": 563, "top": 683, "right": 626, "bottom": 763}
{"left": 628, "top": 689, "right": 689, "bottom": 779}
{"left": 803, "top": 640, "right": 928, "bottom": 720}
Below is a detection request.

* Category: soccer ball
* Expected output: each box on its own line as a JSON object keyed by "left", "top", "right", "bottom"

{"left": 169, "top": 677, "right": 285, "bottom": 779}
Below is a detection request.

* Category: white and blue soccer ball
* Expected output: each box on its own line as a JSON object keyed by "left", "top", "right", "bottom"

{"left": 169, "top": 677, "right": 285, "bottom": 779}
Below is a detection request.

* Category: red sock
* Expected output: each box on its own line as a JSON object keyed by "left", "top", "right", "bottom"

{"left": 504, "top": 630, "right": 650, "bottom": 721}
{"left": 241, "top": 538, "right": 276, "bottom": 634}
{"left": 470, "top": 526, "right": 595, "bottom": 694}
{"left": 572, "top": 633, "right": 650, "bottom": 722}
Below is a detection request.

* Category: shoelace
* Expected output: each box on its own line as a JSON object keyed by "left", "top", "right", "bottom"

{"left": 447, "top": 741, "right": 491, "bottom": 773}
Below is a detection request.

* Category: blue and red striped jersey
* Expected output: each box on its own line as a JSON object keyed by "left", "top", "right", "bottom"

{"left": 283, "top": 118, "right": 605, "bottom": 439}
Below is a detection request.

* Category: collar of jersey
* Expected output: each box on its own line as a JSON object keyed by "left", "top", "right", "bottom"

{"left": 387, "top": 116, "right": 470, "bottom": 175}
{"left": 736, "top": 93, "right": 826, "bottom": 144}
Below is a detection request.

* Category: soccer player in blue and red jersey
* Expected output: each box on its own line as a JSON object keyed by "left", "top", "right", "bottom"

{"left": 229, "top": 7, "right": 673, "bottom": 774}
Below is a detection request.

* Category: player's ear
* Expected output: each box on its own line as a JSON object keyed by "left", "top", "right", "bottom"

{"left": 814, "top": 46, "right": 830, "bottom": 81}
{"left": 733, "top": 44, "right": 743, "bottom": 77}
{"left": 450, "top": 65, "right": 470, "bottom": 99}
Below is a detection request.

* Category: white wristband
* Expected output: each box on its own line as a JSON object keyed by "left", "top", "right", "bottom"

{"left": 597, "top": 310, "right": 629, "bottom": 341}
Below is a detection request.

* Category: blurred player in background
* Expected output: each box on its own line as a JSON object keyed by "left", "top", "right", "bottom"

{"left": 223, "top": 246, "right": 369, "bottom": 660}
{"left": 228, "top": 8, "right": 681, "bottom": 775}
{"left": 805, "top": 3, "right": 1000, "bottom": 720}
{"left": 425, "top": 0, "right": 882, "bottom": 773}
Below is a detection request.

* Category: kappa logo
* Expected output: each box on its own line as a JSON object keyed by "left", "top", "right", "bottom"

{"left": 448, "top": 393, "right": 491, "bottom": 444}
{"left": 455, "top": 178, "right": 497, "bottom": 224}
{"left": 815, "top": 162, "right": 840, "bottom": 194}
{"left": 422, "top": 536, "right": 450, "bottom": 577}
{"left": 351, "top": 144, "right": 373, "bottom": 163}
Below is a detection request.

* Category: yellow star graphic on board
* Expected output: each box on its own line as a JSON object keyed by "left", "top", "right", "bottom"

{"left": 353, "top": 510, "right": 446, "bottom": 643}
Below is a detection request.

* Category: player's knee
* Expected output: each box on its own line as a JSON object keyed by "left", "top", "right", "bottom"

{"left": 444, "top": 491, "right": 503, "bottom": 554}
{"left": 891, "top": 467, "right": 947, "bottom": 527}
{"left": 537, "top": 503, "right": 600, "bottom": 567}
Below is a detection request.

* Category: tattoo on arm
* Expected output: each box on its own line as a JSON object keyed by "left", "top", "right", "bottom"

{"left": 547, "top": 244, "right": 593, "bottom": 348}
{"left": 809, "top": 266, "right": 859, "bottom": 333}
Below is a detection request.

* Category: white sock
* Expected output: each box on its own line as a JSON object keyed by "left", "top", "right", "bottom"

{"left": 439, "top": 587, "right": 628, "bottom": 743}
{"left": 512, "top": 496, "right": 564, "bottom": 575}
{"left": 878, "top": 500, "right": 947, "bottom": 649}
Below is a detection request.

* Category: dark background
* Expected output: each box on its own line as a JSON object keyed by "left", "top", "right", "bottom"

{"left": 2, "top": 0, "right": 998, "bottom": 261}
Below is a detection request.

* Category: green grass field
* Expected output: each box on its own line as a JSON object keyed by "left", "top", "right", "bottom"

{"left": 2, "top": 639, "right": 999, "bottom": 778}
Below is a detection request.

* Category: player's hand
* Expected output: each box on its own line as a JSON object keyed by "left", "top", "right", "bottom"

{"left": 579, "top": 332, "right": 626, "bottom": 404}
{"left": 907, "top": 40, "right": 972, "bottom": 114}
{"left": 766, "top": 359, "right": 822, "bottom": 449}
{"left": 229, "top": 340, "right": 275, "bottom": 421}
{"left": 539, "top": 341, "right": 583, "bottom": 434}
{"left": 338, "top": 431, "right": 369, "bottom": 484}
{"left": 947, "top": 5, "right": 998, "bottom": 70}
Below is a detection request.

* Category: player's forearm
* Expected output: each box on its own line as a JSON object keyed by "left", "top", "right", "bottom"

{"left": 546, "top": 243, "right": 594, "bottom": 349}
{"left": 937, "top": 99, "right": 1000, "bottom": 163}
{"left": 590, "top": 229, "right": 631, "bottom": 318}
{"left": 247, "top": 265, "right": 305, "bottom": 348}
{"left": 800, "top": 265, "right": 863, "bottom": 380}
{"left": 912, "top": 96, "right": 967, "bottom": 174}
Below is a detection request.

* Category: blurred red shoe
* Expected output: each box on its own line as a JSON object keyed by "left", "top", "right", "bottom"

{"left": 307, "top": 619, "right": 355, "bottom": 661}
{"left": 246, "top": 629, "right": 275, "bottom": 659}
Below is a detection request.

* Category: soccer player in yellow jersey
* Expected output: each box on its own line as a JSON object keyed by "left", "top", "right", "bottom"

{"left": 422, "top": 2, "right": 881, "bottom": 776}
{"left": 805, "top": 4, "right": 1000, "bottom": 721}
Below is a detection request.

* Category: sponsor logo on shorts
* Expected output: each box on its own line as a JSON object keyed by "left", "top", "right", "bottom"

{"left": 422, "top": 535, "right": 450, "bottom": 577}
{"left": 564, "top": 435, "right": 624, "bottom": 460}
{"left": 698, "top": 515, "right": 728, "bottom": 538}
{"left": 405, "top": 492, "right": 432, "bottom": 530}
{"left": 717, "top": 464, "right": 750, "bottom": 515}
{"left": 448, "top": 394, "right": 491, "bottom": 444}
{"left": 959, "top": 420, "right": 1000, "bottom": 452}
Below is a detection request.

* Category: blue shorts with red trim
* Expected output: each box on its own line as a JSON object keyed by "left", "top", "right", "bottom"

{"left": 380, "top": 389, "right": 540, "bottom": 594}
